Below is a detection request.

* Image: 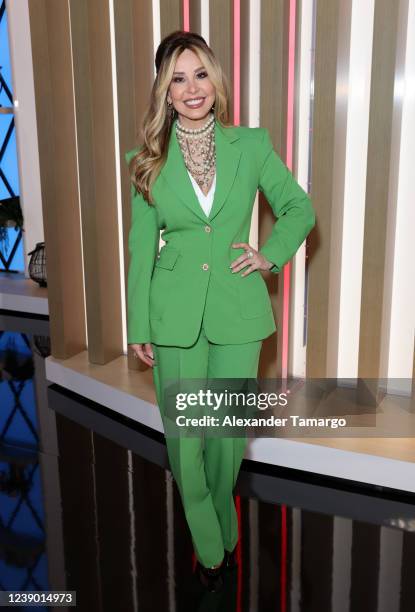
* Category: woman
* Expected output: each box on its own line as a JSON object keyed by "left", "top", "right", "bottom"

{"left": 126, "top": 30, "right": 315, "bottom": 592}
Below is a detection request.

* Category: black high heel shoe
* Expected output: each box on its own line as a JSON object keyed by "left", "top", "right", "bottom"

{"left": 223, "top": 546, "right": 238, "bottom": 571}
{"left": 195, "top": 559, "right": 224, "bottom": 592}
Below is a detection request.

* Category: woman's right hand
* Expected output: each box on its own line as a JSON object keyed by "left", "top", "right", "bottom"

{"left": 130, "top": 343, "right": 155, "bottom": 368}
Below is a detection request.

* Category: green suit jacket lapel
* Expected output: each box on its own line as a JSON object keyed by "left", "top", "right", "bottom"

{"left": 160, "top": 119, "right": 242, "bottom": 223}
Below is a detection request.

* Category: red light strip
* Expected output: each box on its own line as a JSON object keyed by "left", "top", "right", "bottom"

{"left": 280, "top": 2, "right": 297, "bottom": 610}
{"left": 282, "top": 0, "right": 297, "bottom": 384}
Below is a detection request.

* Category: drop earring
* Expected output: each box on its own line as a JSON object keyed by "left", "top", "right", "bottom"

{"left": 167, "top": 100, "right": 175, "bottom": 118}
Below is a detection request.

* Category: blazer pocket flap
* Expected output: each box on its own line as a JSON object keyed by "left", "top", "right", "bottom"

{"left": 155, "top": 246, "right": 180, "bottom": 270}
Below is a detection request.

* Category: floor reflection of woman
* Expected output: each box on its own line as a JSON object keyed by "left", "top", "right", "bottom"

{"left": 126, "top": 30, "right": 315, "bottom": 592}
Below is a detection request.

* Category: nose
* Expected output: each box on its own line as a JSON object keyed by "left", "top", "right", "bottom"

{"left": 186, "top": 77, "right": 199, "bottom": 94}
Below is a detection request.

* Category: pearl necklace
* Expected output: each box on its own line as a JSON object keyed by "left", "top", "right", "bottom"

{"left": 175, "top": 112, "right": 216, "bottom": 194}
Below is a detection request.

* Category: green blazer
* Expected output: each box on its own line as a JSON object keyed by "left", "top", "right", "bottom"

{"left": 125, "top": 118, "right": 315, "bottom": 347}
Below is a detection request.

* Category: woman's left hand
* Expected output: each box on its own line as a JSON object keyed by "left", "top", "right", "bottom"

{"left": 230, "top": 242, "right": 274, "bottom": 277}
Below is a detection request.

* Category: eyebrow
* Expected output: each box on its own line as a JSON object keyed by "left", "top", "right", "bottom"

{"left": 173, "top": 66, "right": 205, "bottom": 75}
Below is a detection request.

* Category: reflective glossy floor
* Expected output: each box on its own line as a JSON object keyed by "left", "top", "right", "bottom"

{"left": 1, "top": 310, "right": 415, "bottom": 612}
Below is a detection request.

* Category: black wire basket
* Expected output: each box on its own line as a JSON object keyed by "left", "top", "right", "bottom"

{"left": 27, "top": 242, "right": 47, "bottom": 287}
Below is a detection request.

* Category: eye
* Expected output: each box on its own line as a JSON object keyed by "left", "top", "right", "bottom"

{"left": 197, "top": 71, "right": 208, "bottom": 78}
{"left": 172, "top": 77, "right": 184, "bottom": 83}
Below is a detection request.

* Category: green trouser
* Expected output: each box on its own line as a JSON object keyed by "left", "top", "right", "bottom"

{"left": 152, "top": 322, "right": 262, "bottom": 568}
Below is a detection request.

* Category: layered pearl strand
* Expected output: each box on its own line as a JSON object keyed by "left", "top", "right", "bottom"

{"left": 175, "top": 111, "right": 216, "bottom": 195}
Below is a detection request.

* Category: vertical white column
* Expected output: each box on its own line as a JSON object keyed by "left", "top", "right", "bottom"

{"left": 152, "top": 0, "right": 164, "bottom": 255}
{"left": 337, "top": 0, "right": 375, "bottom": 378}
{"left": 152, "top": 0, "right": 161, "bottom": 80}
{"left": 200, "top": 0, "right": 210, "bottom": 44}
{"left": 249, "top": 0, "right": 261, "bottom": 250}
{"left": 6, "top": 0, "right": 45, "bottom": 277}
{"left": 387, "top": 0, "right": 415, "bottom": 384}
{"left": 289, "top": 0, "right": 314, "bottom": 378}
{"left": 109, "top": 0, "right": 127, "bottom": 351}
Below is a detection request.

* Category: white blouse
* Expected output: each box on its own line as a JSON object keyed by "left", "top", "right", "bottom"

{"left": 187, "top": 170, "right": 216, "bottom": 218}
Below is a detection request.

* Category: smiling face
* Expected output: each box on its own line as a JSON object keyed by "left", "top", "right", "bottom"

{"left": 167, "top": 48, "right": 216, "bottom": 129}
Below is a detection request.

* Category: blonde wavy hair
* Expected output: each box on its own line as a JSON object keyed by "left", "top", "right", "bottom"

{"left": 127, "top": 30, "right": 233, "bottom": 205}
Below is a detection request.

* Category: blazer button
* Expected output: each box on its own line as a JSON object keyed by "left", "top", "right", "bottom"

{"left": 202, "top": 263, "right": 209, "bottom": 270}
{"left": 205, "top": 225, "right": 211, "bottom": 232}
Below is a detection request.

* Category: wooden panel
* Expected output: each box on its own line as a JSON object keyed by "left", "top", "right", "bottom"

{"left": 160, "top": 0, "right": 183, "bottom": 38}
{"left": 189, "top": 0, "right": 202, "bottom": 33}
{"left": 358, "top": 0, "right": 401, "bottom": 392}
{"left": 114, "top": 0, "right": 154, "bottom": 372}
{"left": 306, "top": 0, "right": 342, "bottom": 378}
{"left": 94, "top": 437, "right": 134, "bottom": 610}
{"left": 301, "top": 512, "right": 334, "bottom": 610}
{"left": 240, "top": 0, "right": 251, "bottom": 127}
{"left": 358, "top": 0, "right": 399, "bottom": 412}
{"left": 56, "top": 416, "right": 100, "bottom": 606}
{"left": 258, "top": 0, "right": 289, "bottom": 379}
{"left": 28, "top": 0, "right": 86, "bottom": 359}
{"left": 209, "top": 0, "right": 234, "bottom": 122}
{"left": 325, "top": 0, "right": 353, "bottom": 378}
{"left": 70, "top": 0, "right": 122, "bottom": 365}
